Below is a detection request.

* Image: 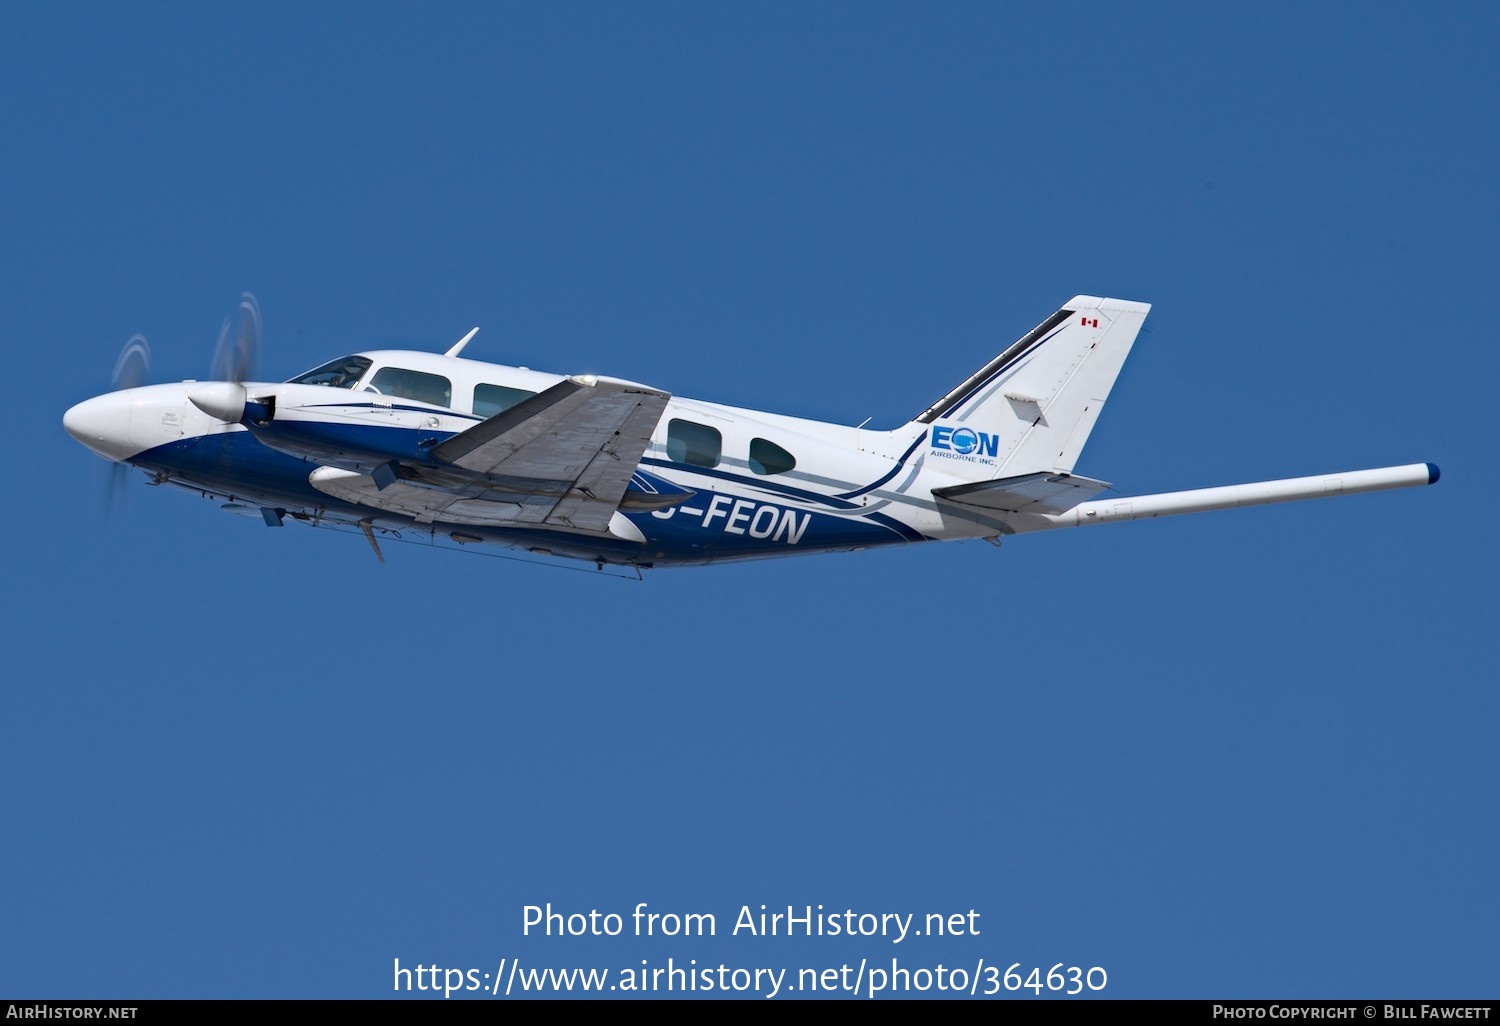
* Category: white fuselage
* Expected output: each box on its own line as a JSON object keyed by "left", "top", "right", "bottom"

{"left": 63, "top": 349, "right": 1009, "bottom": 567}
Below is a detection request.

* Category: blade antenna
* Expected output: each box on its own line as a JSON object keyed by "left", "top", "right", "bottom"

{"left": 445, "top": 327, "right": 479, "bottom": 358}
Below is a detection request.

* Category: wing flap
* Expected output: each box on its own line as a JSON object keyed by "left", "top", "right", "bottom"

{"left": 933, "top": 472, "right": 1112, "bottom": 515}
{"left": 545, "top": 394, "right": 672, "bottom": 531}
{"left": 307, "top": 468, "right": 648, "bottom": 543}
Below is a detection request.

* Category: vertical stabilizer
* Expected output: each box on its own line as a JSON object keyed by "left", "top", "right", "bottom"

{"left": 914, "top": 296, "right": 1149, "bottom": 481}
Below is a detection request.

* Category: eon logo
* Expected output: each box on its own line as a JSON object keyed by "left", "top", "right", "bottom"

{"left": 931, "top": 425, "right": 999, "bottom": 458}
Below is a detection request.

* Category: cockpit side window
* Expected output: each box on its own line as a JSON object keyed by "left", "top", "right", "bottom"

{"left": 473, "top": 383, "right": 536, "bottom": 418}
{"left": 287, "top": 356, "right": 373, "bottom": 388}
{"left": 366, "top": 367, "right": 453, "bottom": 408}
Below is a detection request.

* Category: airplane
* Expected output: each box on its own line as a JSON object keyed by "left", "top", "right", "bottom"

{"left": 64, "top": 293, "right": 1438, "bottom": 571}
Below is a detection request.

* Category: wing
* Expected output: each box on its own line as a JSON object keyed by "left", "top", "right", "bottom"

{"left": 309, "top": 375, "right": 672, "bottom": 536}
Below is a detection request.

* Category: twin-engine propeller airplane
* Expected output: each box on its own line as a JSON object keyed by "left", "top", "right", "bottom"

{"left": 65, "top": 293, "right": 1437, "bottom": 571}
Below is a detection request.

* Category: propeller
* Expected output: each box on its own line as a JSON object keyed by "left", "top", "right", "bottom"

{"left": 210, "top": 291, "right": 261, "bottom": 383}
{"left": 191, "top": 291, "right": 263, "bottom": 423}
{"left": 99, "top": 334, "right": 152, "bottom": 518}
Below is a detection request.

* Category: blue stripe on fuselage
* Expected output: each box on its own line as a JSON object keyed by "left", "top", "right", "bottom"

{"left": 248, "top": 419, "right": 458, "bottom": 466}
{"left": 300, "top": 400, "right": 484, "bottom": 421}
{"left": 834, "top": 432, "right": 927, "bottom": 500}
{"left": 639, "top": 457, "right": 862, "bottom": 510}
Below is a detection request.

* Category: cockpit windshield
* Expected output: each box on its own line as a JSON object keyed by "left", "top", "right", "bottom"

{"left": 286, "top": 355, "right": 373, "bottom": 389}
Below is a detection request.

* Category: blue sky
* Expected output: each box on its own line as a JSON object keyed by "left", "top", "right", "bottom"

{"left": 3, "top": 2, "right": 1494, "bottom": 1000}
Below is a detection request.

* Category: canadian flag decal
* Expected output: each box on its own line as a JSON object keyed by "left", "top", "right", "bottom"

{"left": 1080, "top": 317, "right": 1099, "bottom": 328}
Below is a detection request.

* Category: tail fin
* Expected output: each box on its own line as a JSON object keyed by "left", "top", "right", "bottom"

{"left": 914, "top": 295, "right": 1150, "bottom": 480}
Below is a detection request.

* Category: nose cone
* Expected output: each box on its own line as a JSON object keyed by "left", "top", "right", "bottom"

{"left": 64, "top": 393, "right": 137, "bottom": 461}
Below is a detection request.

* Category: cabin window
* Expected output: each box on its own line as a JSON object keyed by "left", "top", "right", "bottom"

{"left": 286, "top": 355, "right": 372, "bottom": 389}
{"left": 366, "top": 367, "right": 452, "bottom": 408}
{"left": 666, "top": 419, "right": 722, "bottom": 468}
{"left": 473, "top": 383, "right": 536, "bottom": 418}
{"left": 749, "top": 437, "right": 796, "bottom": 476}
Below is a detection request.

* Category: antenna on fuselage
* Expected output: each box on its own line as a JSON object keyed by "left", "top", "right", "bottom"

{"left": 445, "top": 327, "right": 479, "bottom": 358}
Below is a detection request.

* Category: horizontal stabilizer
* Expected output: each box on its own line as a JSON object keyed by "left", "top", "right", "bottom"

{"left": 1042, "top": 463, "right": 1440, "bottom": 528}
{"left": 933, "top": 472, "right": 1112, "bottom": 514}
